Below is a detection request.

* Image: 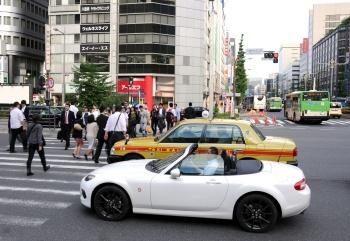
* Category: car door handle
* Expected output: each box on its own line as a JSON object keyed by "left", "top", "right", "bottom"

{"left": 206, "top": 180, "right": 221, "bottom": 185}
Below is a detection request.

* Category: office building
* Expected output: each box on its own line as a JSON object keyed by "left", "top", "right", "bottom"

{"left": 308, "top": 3, "right": 350, "bottom": 75}
{"left": 0, "top": 0, "right": 48, "bottom": 86}
{"left": 47, "top": 0, "right": 226, "bottom": 108}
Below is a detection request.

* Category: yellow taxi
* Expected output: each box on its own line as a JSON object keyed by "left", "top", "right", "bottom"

{"left": 109, "top": 119, "right": 298, "bottom": 165}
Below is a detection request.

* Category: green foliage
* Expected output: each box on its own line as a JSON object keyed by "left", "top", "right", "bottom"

{"left": 72, "top": 63, "right": 115, "bottom": 108}
{"left": 214, "top": 112, "right": 240, "bottom": 119}
{"left": 235, "top": 34, "right": 248, "bottom": 103}
{"left": 103, "top": 93, "right": 128, "bottom": 109}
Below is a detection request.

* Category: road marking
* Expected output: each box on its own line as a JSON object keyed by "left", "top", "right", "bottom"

{"left": 0, "top": 176, "right": 80, "bottom": 184}
{"left": 0, "top": 214, "right": 48, "bottom": 227}
{"left": 0, "top": 168, "right": 88, "bottom": 177}
{"left": 284, "top": 120, "right": 295, "bottom": 125}
{"left": 0, "top": 152, "right": 108, "bottom": 160}
{"left": 0, "top": 162, "right": 97, "bottom": 170}
{"left": 0, "top": 185, "right": 80, "bottom": 196}
{"left": 0, "top": 156, "right": 105, "bottom": 165}
{"left": 0, "top": 198, "right": 71, "bottom": 209}
{"left": 324, "top": 121, "right": 336, "bottom": 125}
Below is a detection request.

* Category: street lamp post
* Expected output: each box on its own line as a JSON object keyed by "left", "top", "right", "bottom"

{"left": 53, "top": 28, "right": 66, "bottom": 105}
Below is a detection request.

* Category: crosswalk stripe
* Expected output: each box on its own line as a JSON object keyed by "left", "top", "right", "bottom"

{"left": 284, "top": 120, "right": 295, "bottom": 124}
{"left": 0, "top": 214, "right": 48, "bottom": 227}
{"left": 0, "top": 185, "right": 80, "bottom": 196}
{"left": 0, "top": 168, "right": 88, "bottom": 177}
{"left": 0, "top": 162, "right": 97, "bottom": 170}
{"left": 0, "top": 156, "right": 105, "bottom": 165}
{"left": 0, "top": 176, "right": 81, "bottom": 184}
{"left": 0, "top": 198, "right": 71, "bottom": 209}
{"left": 0, "top": 152, "right": 108, "bottom": 160}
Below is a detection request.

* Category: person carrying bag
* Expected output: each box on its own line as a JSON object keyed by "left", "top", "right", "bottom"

{"left": 26, "top": 114, "right": 50, "bottom": 176}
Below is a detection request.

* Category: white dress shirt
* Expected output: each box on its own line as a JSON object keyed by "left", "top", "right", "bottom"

{"left": 10, "top": 107, "right": 25, "bottom": 129}
{"left": 105, "top": 112, "right": 127, "bottom": 132}
{"left": 69, "top": 105, "right": 78, "bottom": 118}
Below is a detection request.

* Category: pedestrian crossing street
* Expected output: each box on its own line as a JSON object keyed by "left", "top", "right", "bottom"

{"left": 0, "top": 136, "right": 105, "bottom": 232}
{"left": 242, "top": 117, "right": 350, "bottom": 127}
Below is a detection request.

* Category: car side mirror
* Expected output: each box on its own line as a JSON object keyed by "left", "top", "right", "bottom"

{"left": 170, "top": 168, "right": 181, "bottom": 179}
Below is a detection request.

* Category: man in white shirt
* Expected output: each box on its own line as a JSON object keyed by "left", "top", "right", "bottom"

{"left": 174, "top": 103, "right": 181, "bottom": 123}
{"left": 69, "top": 101, "right": 78, "bottom": 118}
{"left": 9, "top": 102, "right": 26, "bottom": 153}
{"left": 104, "top": 106, "right": 127, "bottom": 158}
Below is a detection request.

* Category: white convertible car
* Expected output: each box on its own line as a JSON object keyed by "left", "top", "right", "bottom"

{"left": 80, "top": 144, "right": 310, "bottom": 233}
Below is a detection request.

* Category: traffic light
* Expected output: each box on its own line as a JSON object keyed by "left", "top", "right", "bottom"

{"left": 273, "top": 53, "right": 279, "bottom": 63}
{"left": 129, "top": 76, "right": 134, "bottom": 85}
{"left": 264, "top": 52, "right": 274, "bottom": 58}
{"left": 38, "top": 75, "right": 46, "bottom": 90}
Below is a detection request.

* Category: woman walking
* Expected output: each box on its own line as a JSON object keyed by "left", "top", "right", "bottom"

{"left": 72, "top": 111, "right": 85, "bottom": 159}
{"left": 84, "top": 115, "right": 98, "bottom": 160}
{"left": 150, "top": 104, "right": 158, "bottom": 136}
{"left": 139, "top": 105, "right": 150, "bottom": 137}
{"left": 128, "top": 107, "right": 138, "bottom": 138}
{"left": 26, "top": 114, "right": 50, "bottom": 176}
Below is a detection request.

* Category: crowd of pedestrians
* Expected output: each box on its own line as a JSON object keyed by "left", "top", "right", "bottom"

{"left": 7, "top": 100, "right": 197, "bottom": 176}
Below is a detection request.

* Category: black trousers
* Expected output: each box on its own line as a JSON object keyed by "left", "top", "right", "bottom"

{"left": 94, "top": 138, "right": 109, "bottom": 162}
{"left": 166, "top": 121, "right": 174, "bottom": 131}
{"left": 10, "top": 128, "right": 25, "bottom": 152}
{"left": 27, "top": 144, "right": 47, "bottom": 171}
{"left": 151, "top": 119, "right": 158, "bottom": 136}
{"left": 61, "top": 124, "right": 71, "bottom": 148}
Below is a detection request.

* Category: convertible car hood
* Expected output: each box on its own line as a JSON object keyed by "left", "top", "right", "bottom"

{"left": 92, "top": 159, "right": 154, "bottom": 175}
{"left": 263, "top": 161, "right": 304, "bottom": 180}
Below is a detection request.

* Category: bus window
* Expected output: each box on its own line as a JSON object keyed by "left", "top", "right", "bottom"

{"left": 303, "top": 92, "right": 329, "bottom": 101}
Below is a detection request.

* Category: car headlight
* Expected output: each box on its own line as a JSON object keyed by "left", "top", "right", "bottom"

{"left": 84, "top": 175, "right": 95, "bottom": 182}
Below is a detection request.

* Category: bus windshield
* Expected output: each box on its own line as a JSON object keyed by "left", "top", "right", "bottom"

{"left": 302, "top": 92, "right": 329, "bottom": 101}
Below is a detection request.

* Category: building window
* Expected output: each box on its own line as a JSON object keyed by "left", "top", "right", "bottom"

{"left": 74, "top": 53, "right": 80, "bottom": 63}
{"left": 4, "top": 16, "right": 11, "bottom": 25}
{"left": 81, "top": 13, "right": 110, "bottom": 24}
{"left": 81, "top": 33, "right": 110, "bottom": 43}
{"left": 13, "top": 17, "right": 20, "bottom": 27}
{"left": 5, "top": 0, "right": 11, "bottom": 6}
{"left": 21, "top": 37, "right": 25, "bottom": 46}
{"left": 13, "top": 0, "right": 20, "bottom": 7}
{"left": 5, "top": 36, "right": 11, "bottom": 44}
{"left": 13, "top": 36, "right": 20, "bottom": 45}
{"left": 74, "top": 34, "right": 80, "bottom": 43}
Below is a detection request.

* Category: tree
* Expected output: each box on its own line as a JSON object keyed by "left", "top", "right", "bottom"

{"left": 235, "top": 34, "right": 248, "bottom": 103}
{"left": 72, "top": 63, "right": 115, "bottom": 108}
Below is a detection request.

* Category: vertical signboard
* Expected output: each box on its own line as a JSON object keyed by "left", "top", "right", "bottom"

{"left": 45, "top": 24, "right": 51, "bottom": 71}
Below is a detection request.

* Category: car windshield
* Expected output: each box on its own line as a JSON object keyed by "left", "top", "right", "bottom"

{"left": 146, "top": 149, "right": 186, "bottom": 173}
{"left": 250, "top": 124, "right": 266, "bottom": 141}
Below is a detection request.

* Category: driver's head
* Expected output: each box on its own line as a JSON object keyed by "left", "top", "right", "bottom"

{"left": 208, "top": 147, "right": 219, "bottom": 155}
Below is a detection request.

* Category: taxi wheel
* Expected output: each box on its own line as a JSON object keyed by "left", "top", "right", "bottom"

{"left": 93, "top": 185, "right": 131, "bottom": 221}
{"left": 235, "top": 194, "right": 278, "bottom": 233}
{"left": 124, "top": 154, "right": 144, "bottom": 161}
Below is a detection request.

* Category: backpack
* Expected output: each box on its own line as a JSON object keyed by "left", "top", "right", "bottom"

{"left": 166, "top": 110, "right": 175, "bottom": 123}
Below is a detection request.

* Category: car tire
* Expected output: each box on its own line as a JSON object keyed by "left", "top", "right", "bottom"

{"left": 235, "top": 194, "right": 278, "bottom": 233}
{"left": 124, "top": 154, "right": 144, "bottom": 161}
{"left": 93, "top": 185, "right": 131, "bottom": 221}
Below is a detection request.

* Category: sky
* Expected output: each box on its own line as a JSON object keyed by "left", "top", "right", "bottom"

{"left": 225, "top": 0, "right": 350, "bottom": 79}
{"left": 225, "top": 0, "right": 350, "bottom": 51}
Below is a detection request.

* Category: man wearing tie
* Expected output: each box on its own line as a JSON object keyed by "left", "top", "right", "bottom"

{"left": 60, "top": 103, "right": 75, "bottom": 150}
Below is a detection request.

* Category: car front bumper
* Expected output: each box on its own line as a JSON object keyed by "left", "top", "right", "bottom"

{"left": 80, "top": 178, "right": 94, "bottom": 209}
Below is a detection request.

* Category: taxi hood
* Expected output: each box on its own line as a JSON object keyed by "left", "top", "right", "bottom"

{"left": 115, "top": 136, "right": 156, "bottom": 146}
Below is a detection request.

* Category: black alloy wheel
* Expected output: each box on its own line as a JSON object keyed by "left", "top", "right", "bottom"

{"left": 93, "top": 185, "right": 131, "bottom": 221}
{"left": 235, "top": 194, "right": 278, "bottom": 233}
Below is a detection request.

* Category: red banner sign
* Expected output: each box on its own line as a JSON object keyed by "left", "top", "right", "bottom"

{"left": 117, "top": 79, "right": 145, "bottom": 93}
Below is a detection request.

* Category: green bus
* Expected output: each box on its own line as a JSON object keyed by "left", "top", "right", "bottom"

{"left": 284, "top": 91, "right": 330, "bottom": 123}
{"left": 266, "top": 97, "right": 283, "bottom": 112}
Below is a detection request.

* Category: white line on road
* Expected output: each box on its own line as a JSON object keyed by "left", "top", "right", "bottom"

{"left": 0, "top": 198, "right": 72, "bottom": 209}
{"left": 0, "top": 176, "right": 80, "bottom": 184}
{"left": 0, "top": 152, "right": 108, "bottom": 160}
{"left": 0, "top": 214, "right": 48, "bottom": 227}
{"left": 0, "top": 168, "right": 88, "bottom": 177}
{"left": 0, "top": 162, "right": 97, "bottom": 170}
{"left": 0, "top": 185, "right": 80, "bottom": 196}
{"left": 0, "top": 156, "right": 104, "bottom": 166}
{"left": 284, "top": 120, "right": 295, "bottom": 125}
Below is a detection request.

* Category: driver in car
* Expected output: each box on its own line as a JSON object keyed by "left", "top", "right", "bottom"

{"left": 203, "top": 147, "right": 220, "bottom": 175}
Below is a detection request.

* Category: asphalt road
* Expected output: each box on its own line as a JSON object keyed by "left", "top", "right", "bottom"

{"left": 0, "top": 120, "right": 349, "bottom": 241}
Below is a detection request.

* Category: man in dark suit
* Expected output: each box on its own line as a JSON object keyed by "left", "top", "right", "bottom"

{"left": 93, "top": 107, "right": 109, "bottom": 163}
{"left": 60, "top": 103, "right": 75, "bottom": 150}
